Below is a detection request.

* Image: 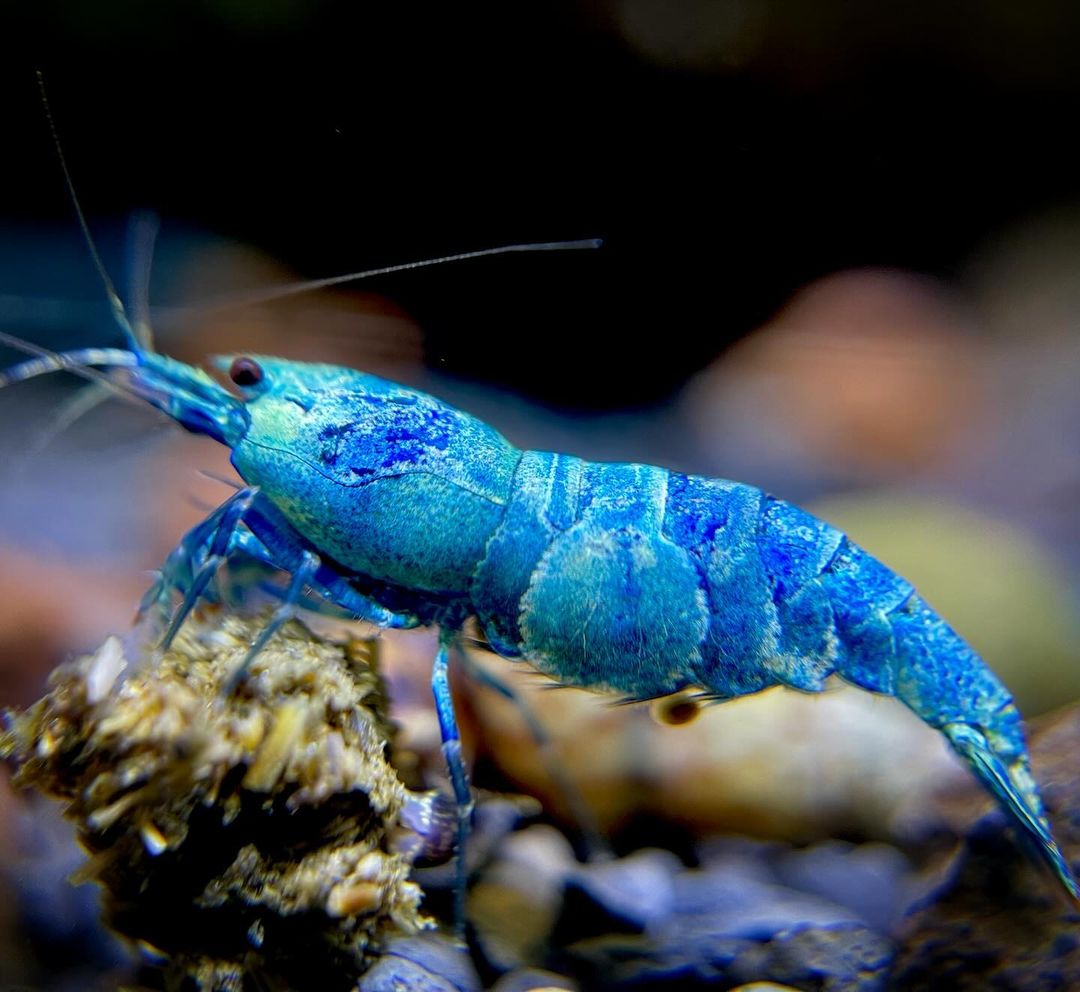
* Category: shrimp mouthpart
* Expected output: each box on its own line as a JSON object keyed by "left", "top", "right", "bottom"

{"left": 0, "top": 332, "right": 248, "bottom": 447}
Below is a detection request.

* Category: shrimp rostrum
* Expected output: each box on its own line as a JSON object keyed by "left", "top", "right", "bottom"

{"left": 1, "top": 324, "right": 1076, "bottom": 908}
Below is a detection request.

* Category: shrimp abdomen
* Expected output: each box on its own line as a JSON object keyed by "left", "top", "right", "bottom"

{"left": 816, "top": 541, "right": 1078, "bottom": 899}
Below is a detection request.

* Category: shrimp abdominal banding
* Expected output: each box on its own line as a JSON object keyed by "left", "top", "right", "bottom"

{"left": 2, "top": 326, "right": 1077, "bottom": 907}
{"left": 2, "top": 106, "right": 1075, "bottom": 918}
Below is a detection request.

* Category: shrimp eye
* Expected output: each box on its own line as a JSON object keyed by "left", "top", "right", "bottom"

{"left": 229, "top": 357, "right": 263, "bottom": 388}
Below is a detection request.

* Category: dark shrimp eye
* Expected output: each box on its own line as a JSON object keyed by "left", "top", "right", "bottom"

{"left": 229, "top": 357, "right": 263, "bottom": 388}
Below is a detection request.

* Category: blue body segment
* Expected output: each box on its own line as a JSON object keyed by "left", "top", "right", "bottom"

{"left": 229, "top": 363, "right": 519, "bottom": 594}
{"left": 219, "top": 361, "right": 1074, "bottom": 899}
{"left": 2, "top": 344, "right": 1075, "bottom": 902}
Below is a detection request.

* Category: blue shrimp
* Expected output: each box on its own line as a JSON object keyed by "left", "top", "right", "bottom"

{"left": 2, "top": 323, "right": 1077, "bottom": 912}
{"left": 1, "top": 81, "right": 1076, "bottom": 905}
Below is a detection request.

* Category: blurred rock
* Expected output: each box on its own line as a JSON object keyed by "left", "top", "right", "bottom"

{"left": 743, "top": 926, "right": 893, "bottom": 992}
{"left": 358, "top": 934, "right": 480, "bottom": 992}
{"left": 729, "top": 985, "right": 803, "bottom": 992}
{"left": 682, "top": 269, "right": 983, "bottom": 489}
{"left": 545, "top": 838, "right": 906, "bottom": 991}
{"left": 0, "top": 798, "right": 128, "bottom": 983}
{"left": 462, "top": 818, "right": 920, "bottom": 989}
{"left": 469, "top": 826, "right": 577, "bottom": 974}
{"left": 469, "top": 876, "right": 561, "bottom": 981}
{"left": 560, "top": 922, "right": 892, "bottom": 991}
{"left": 461, "top": 648, "right": 965, "bottom": 846}
{"left": 660, "top": 865, "right": 863, "bottom": 941}
{"left": 561, "top": 849, "right": 682, "bottom": 934}
{"left": 773, "top": 841, "right": 914, "bottom": 933}
{"left": 489, "top": 968, "right": 578, "bottom": 992}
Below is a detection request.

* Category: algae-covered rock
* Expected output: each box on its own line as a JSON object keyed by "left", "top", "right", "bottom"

{"left": 1, "top": 613, "right": 432, "bottom": 992}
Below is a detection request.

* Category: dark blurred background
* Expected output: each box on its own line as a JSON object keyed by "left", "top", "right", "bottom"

{"left": 1, "top": 1, "right": 1078, "bottom": 406}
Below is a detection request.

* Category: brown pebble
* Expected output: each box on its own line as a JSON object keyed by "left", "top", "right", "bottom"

{"left": 328, "top": 881, "right": 382, "bottom": 917}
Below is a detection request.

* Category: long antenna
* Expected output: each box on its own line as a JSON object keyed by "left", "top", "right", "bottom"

{"left": 36, "top": 70, "right": 139, "bottom": 350}
{"left": 158, "top": 239, "right": 603, "bottom": 318}
{"left": 0, "top": 330, "right": 138, "bottom": 397}
{"left": 126, "top": 210, "right": 159, "bottom": 351}
{"left": 35, "top": 69, "right": 601, "bottom": 337}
